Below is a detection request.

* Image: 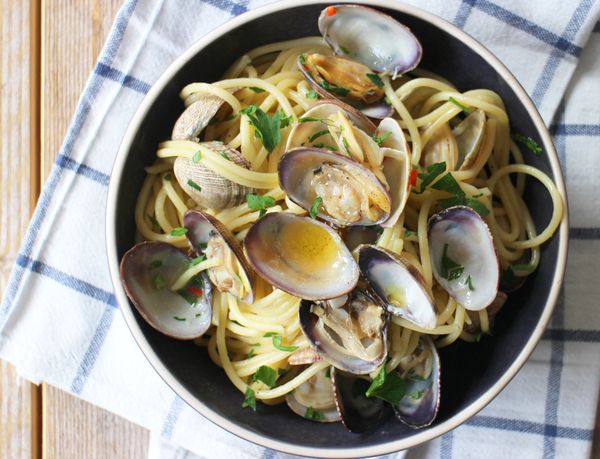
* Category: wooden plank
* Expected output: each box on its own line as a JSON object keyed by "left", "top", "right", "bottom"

{"left": 0, "top": 0, "right": 41, "bottom": 457}
{"left": 40, "top": 1, "right": 149, "bottom": 457}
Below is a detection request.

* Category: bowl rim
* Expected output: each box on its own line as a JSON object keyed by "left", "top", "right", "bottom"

{"left": 106, "top": 0, "right": 569, "bottom": 456}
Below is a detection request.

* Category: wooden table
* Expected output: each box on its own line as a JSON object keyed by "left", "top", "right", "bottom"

{"left": 1, "top": 1, "right": 600, "bottom": 458}
{"left": 0, "top": 2, "right": 148, "bottom": 457}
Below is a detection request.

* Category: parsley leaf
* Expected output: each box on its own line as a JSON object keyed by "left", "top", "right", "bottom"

{"left": 163, "top": 174, "right": 172, "bottom": 181}
{"left": 187, "top": 179, "right": 202, "bottom": 192}
{"left": 448, "top": 96, "right": 473, "bottom": 114}
{"left": 366, "top": 73, "right": 384, "bottom": 87}
{"left": 188, "top": 255, "right": 206, "bottom": 267}
{"left": 279, "top": 110, "right": 293, "bottom": 129}
{"left": 173, "top": 316, "right": 186, "bottom": 321}
{"left": 312, "top": 143, "right": 338, "bottom": 152}
{"left": 308, "top": 130, "right": 330, "bottom": 143}
{"left": 512, "top": 133, "right": 542, "bottom": 156}
{"left": 245, "top": 349, "right": 256, "bottom": 359}
{"left": 170, "top": 227, "right": 188, "bottom": 237}
{"left": 249, "top": 86, "right": 265, "bottom": 93}
{"left": 152, "top": 272, "right": 166, "bottom": 290}
{"left": 365, "top": 366, "right": 406, "bottom": 404}
{"left": 319, "top": 80, "right": 350, "bottom": 97}
{"left": 247, "top": 193, "right": 276, "bottom": 217}
{"left": 466, "top": 275, "right": 475, "bottom": 290}
{"left": 147, "top": 213, "right": 159, "bottom": 228}
{"left": 252, "top": 366, "right": 277, "bottom": 388}
{"left": 342, "top": 136, "right": 351, "bottom": 156}
{"left": 305, "top": 407, "right": 326, "bottom": 421}
{"left": 149, "top": 260, "right": 162, "bottom": 269}
{"left": 309, "top": 196, "right": 323, "bottom": 219}
{"left": 242, "top": 387, "right": 256, "bottom": 411}
{"left": 272, "top": 335, "right": 298, "bottom": 352}
{"left": 299, "top": 116, "right": 335, "bottom": 126}
{"left": 240, "top": 105, "right": 286, "bottom": 153}
{"left": 263, "top": 332, "right": 277, "bottom": 337}
{"left": 192, "top": 151, "right": 202, "bottom": 163}
{"left": 339, "top": 45, "right": 351, "bottom": 55}
{"left": 299, "top": 53, "right": 307, "bottom": 65}
{"left": 306, "top": 89, "right": 319, "bottom": 100}
{"left": 440, "top": 244, "right": 464, "bottom": 281}
{"left": 418, "top": 162, "right": 446, "bottom": 192}
{"left": 372, "top": 131, "right": 391, "bottom": 146}
{"left": 431, "top": 172, "right": 463, "bottom": 196}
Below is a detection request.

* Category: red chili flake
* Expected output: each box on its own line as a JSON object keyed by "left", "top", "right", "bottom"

{"left": 326, "top": 6, "right": 337, "bottom": 16}
{"left": 186, "top": 287, "right": 203, "bottom": 297}
{"left": 409, "top": 169, "right": 418, "bottom": 188}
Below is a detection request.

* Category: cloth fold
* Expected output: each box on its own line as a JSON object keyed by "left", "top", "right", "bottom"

{"left": 2, "top": 0, "right": 600, "bottom": 458}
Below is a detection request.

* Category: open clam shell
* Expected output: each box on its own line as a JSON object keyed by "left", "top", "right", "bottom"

{"left": 393, "top": 336, "right": 441, "bottom": 428}
{"left": 120, "top": 241, "right": 212, "bottom": 339}
{"left": 285, "top": 368, "right": 341, "bottom": 422}
{"left": 453, "top": 109, "right": 487, "bottom": 171}
{"left": 174, "top": 142, "right": 255, "bottom": 210}
{"left": 172, "top": 95, "right": 225, "bottom": 141}
{"left": 331, "top": 368, "right": 387, "bottom": 433}
{"left": 184, "top": 210, "right": 255, "bottom": 303}
{"left": 244, "top": 212, "right": 359, "bottom": 300}
{"left": 358, "top": 245, "right": 437, "bottom": 329}
{"left": 299, "top": 287, "right": 388, "bottom": 374}
{"left": 278, "top": 147, "right": 391, "bottom": 227}
{"left": 428, "top": 206, "right": 499, "bottom": 311}
{"left": 318, "top": 5, "right": 422, "bottom": 78}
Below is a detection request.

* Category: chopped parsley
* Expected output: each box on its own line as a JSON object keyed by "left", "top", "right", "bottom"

{"left": 339, "top": 45, "right": 351, "bottom": 55}
{"left": 305, "top": 407, "right": 326, "bottom": 421}
{"left": 312, "top": 143, "right": 338, "bottom": 152}
{"left": 173, "top": 316, "right": 186, "bottom": 321}
{"left": 308, "top": 130, "right": 330, "bottom": 143}
{"left": 319, "top": 80, "right": 350, "bottom": 97}
{"left": 220, "top": 151, "right": 230, "bottom": 161}
{"left": 187, "top": 179, "right": 202, "bottom": 192}
{"left": 177, "top": 288, "right": 199, "bottom": 305}
{"left": 418, "top": 162, "right": 446, "bottom": 192}
{"left": 365, "top": 366, "right": 406, "bottom": 405}
{"left": 170, "top": 227, "right": 188, "bottom": 237}
{"left": 384, "top": 95, "right": 392, "bottom": 105}
{"left": 263, "top": 331, "right": 277, "bottom": 337}
{"left": 448, "top": 96, "right": 473, "bottom": 114}
{"left": 252, "top": 366, "right": 277, "bottom": 388}
{"left": 299, "top": 116, "right": 335, "bottom": 126}
{"left": 188, "top": 255, "right": 206, "bottom": 267}
{"left": 149, "top": 260, "right": 162, "bottom": 269}
{"left": 299, "top": 53, "right": 307, "bottom": 65}
{"left": 147, "top": 213, "right": 159, "bottom": 228}
{"left": 410, "top": 390, "right": 425, "bottom": 400}
{"left": 240, "top": 105, "right": 290, "bottom": 153}
{"left": 342, "top": 136, "right": 351, "bottom": 156}
{"left": 512, "top": 133, "right": 542, "bottom": 156}
{"left": 163, "top": 174, "right": 172, "bottom": 181}
{"left": 242, "top": 387, "right": 256, "bottom": 411}
{"left": 192, "top": 151, "right": 202, "bottom": 163}
{"left": 247, "top": 193, "right": 276, "bottom": 217}
{"left": 279, "top": 110, "right": 293, "bottom": 128}
{"left": 432, "top": 172, "right": 490, "bottom": 217}
{"left": 309, "top": 196, "right": 323, "bottom": 219}
{"left": 264, "top": 334, "right": 298, "bottom": 352}
{"left": 465, "top": 275, "right": 475, "bottom": 290}
{"left": 245, "top": 349, "right": 256, "bottom": 359}
{"left": 440, "top": 244, "right": 464, "bottom": 281}
{"left": 277, "top": 368, "right": 286, "bottom": 378}
{"left": 249, "top": 86, "right": 265, "bottom": 93}
{"left": 366, "top": 73, "right": 384, "bottom": 88}
{"left": 372, "top": 131, "right": 392, "bottom": 146}
{"left": 305, "top": 89, "right": 319, "bottom": 100}
{"left": 152, "top": 272, "right": 166, "bottom": 290}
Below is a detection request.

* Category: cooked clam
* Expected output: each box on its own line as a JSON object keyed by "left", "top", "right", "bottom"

{"left": 120, "top": 241, "right": 212, "bottom": 339}
{"left": 172, "top": 95, "right": 225, "bottom": 141}
{"left": 358, "top": 245, "right": 437, "bottom": 329}
{"left": 299, "top": 286, "right": 388, "bottom": 374}
{"left": 453, "top": 109, "right": 486, "bottom": 170}
{"left": 285, "top": 368, "right": 341, "bottom": 422}
{"left": 393, "top": 336, "right": 441, "bottom": 428}
{"left": 244, "top": 212, "right": 359, "bottom": 300}
{"left": 421, "top": 124, "right": 457, "bottom": 169}
{"left": 278, "top": 148, "right": 391, "bottom": 227}
{"left": 288, "top": 347, "right": 323, "bottom": 366}
{"left": 331, "top": 368, "right": 387, "bottom": 433}
{"left": 318, "top": 5, "right": 422, "bottom": 78}
{"left": 184, "top": 210, "right": 255, "bottom": 303}
{"left": 174, "top": 142, "right": 255, "bottom": 210}
{"left": 428, "top": 206, "right": 499, "bottom": 311}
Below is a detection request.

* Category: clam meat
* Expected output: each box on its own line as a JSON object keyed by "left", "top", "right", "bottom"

{"left": 286, "top": 368, "right": 341, "bottom": 422}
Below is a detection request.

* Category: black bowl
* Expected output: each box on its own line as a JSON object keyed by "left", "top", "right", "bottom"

{"left": 106, "top": 1, "right": 568, "bottom": 456}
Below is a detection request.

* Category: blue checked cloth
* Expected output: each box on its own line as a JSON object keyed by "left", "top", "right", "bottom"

{"left": 2, "top": 1, "right": 600, "bottom": 458}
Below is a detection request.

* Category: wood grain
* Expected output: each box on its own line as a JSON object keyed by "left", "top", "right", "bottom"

{"left": 0, "top": 0, "right": 41, "bottom": 457}
{"left": 40, "top": 1, "right": 149, "bottom": 458}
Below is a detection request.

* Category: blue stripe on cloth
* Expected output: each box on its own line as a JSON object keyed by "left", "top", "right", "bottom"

{"left": 466, "top": 0, "right": 583, "bottom": 57}
{"left": 544, "top": 329, "right": 600, "bottom": 342}
{"left": 440, "top": 431, "right": 453, "bottom": 459}
{"left": 542, "top": 288, "right": 565, "bottom": 458}
{"left": 14, "top": 255, "right": 117, "bottom": 307}
{"left": 261, "top": 449, "right": 276, "bottom": 459}
{"left": 531, "top": 0, "right": 595, "bottom": 106}
{"left": 466, "top": 415, "right": 593, "bottom": 440}
{"left": 102, "top": 0, "right": 139, "bottom": 63}
{"left": 70, "top": 306, "right": 116, "bottom": 394}
{"left": 203, "top": 0, "right": 248, "bottom": 15}
{"left": 55, "top": 154, "right": 110, "bottom": 186}
{"left": 570, "top": 228, "right": 600, "bottom": 239}
{"left": 95, "top": 62, "right": 151, "bottom": 94}
{"left": 550, "top": 123, "right": 600, "bottom": 136}
{"left": 453, "top": 0, "right": 475, "bottom": 28}
{"left": 162, "top": 396, "right": 185, "bottom": 439}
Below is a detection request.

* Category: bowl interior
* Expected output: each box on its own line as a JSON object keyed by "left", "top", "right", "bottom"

{"left": 112, "top": 2, "right": 562, "bottom": 453}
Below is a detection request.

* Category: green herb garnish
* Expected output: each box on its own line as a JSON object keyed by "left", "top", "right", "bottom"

{"left": 342, "top": 136, "right": 351, "bottom": 156}
{"left": 263, "top": 331, "right": 277, "bottom": 337}
{"left": 252, "top": 366, "right": 277, "bottom": 388}
{"left": 245, "top": 349, "right": 256, "bottom": 359}
{"left": 410, "top": 390, "right": 425, "bottom": 400}
{"left": 448, "top": 96, "right": 473, "bottom": 114}
{"left": 187, "top": 179, "right": 202, "bottom": 192}
{"left": 312, "top": 143, "right": 338, "bottom": 152}
{"left": 440, "top": 244, "right": 464, "bottom": 281}
{"left": 152, "top": 272, "right": 166, "bottom": 290}
{"left": 173, "top": 316, "right": 186, "bottom": 322}
{"left": 249, "top": 86, "right": 265, "bottom": 93}
{"left": 305, "top": 407, "right": 326, "bottom": 421}
{"left": 147, "top": 213, "right": 159, "bottom": 228}
{"left": 512, "top": 133, "right": 542, "bottom": 156}
{"left": 188, "top": 255, "right": 206, "bottom": 267}
{"left": 299, "top": 53, "right": 307, "bottom": 65}
{"left": 272, "top": 335, "right": 298, "bottom": 352}
{"left": 170, "top": 227, "right": 188, "bottom": 237}
{"left": 319, "top": 80, "right": 350, "bottom": 97}
{"left": 299, "top": 116, "right": 335, "bottom": 126}
{"left": 149, "top": 260, "right": 162, "bottom": 269}
{"left": 466, "top": 275, "right": 475, "bottom": 291}
{"left": 242, "top": 387, "right": 256, "bottom": 411}
{"left": 306, "top": 89, "right": 319, "bottom": 100}
{"left": 192, "top": 151, "right": 202, "bottom": 163}
{"left": 247, "top": 193, "right": 276, "bottom": 217}
{"left": 339, "top": 45, "right": 351, "bottom": 55}
{"left": 365, "top": 366, "right": 406, "bottom": 404}
{"left": 309, "top": 196, "right": 323, "bottom": 219}
{"left": 366, "top": 73, "right": 384, "bottom": 88}
{"left": 372, "top": 131, "right": 391, "bottom": 146}
{"left": 418, "top": 162, "right": 446, "bottom": 192}
{"left": 240, "top": 105, "right": 286, "bottom": 153}
{"left": 432, "top": 172, "right": 490, "bottom": 217}
{"left": 308, "top": 130, "right": 330, "bottom": 143}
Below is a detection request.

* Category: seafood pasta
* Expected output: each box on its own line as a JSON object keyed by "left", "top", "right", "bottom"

{"left": 120, "top": 5, "right": 563, "bottom": 431}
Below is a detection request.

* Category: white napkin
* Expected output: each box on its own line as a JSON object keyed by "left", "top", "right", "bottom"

{"left": 1, "top": 0, "right": 600, "bottom": 458}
